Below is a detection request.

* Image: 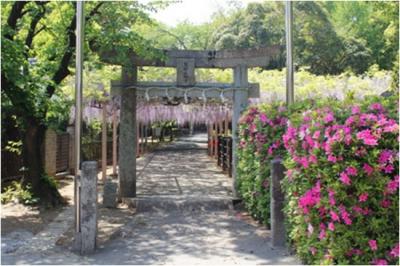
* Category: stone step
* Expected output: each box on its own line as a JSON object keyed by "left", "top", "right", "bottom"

{"left": 134, "top": 196, "right": 234, "bottom": 212}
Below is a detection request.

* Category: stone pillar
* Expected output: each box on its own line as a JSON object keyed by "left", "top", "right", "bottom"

{"left": 73, "top": 161, "right": 98, "bottom": 255}
{"left": 44, "top": 129, "right": 57, "bottom": 176}
{"left": 67, "top": 125, "right": 76, "bottom": 174}
{"left": 137, "top": 122, "right": 140, "bottom": 156}
{"left": 232, "top": 65, "right": 248, "bottom": 198}
{"left": 118, "top": 66, "right": 137, "bottom": 198}
{"left": 270, "top": 158, "right": 286, "bottom": 247}
{"left": 112, "top": 111, "right": 117, "bottom": 176}
{"left": 101, "top": 103, "right": 107, "bottom": 183}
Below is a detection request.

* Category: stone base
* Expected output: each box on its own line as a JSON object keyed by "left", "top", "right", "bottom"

{"left": 121, "top": 197, "right": 137, "bottom": 209}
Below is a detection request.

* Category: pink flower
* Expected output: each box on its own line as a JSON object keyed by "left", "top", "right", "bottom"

{"left": 378, "top": 150, "right": 393, "bottom": 164}
{"left": 356, "top": 129, "right": 378, "bottom": 146}
{"left": 346, "top": 166, "right": 358, "bottom": 176}
{"left": 328, "top": 222, "right": 335, "bottom": 231}
{"left": 351, "top": 106, "right": 361, "bottom": 114}
{"left": 346, "top": 248, "right": 363, "bottom": 256}
{"left": 259, "top": 113, "right": 268, "bottom": 124}
{"left": 319, "top": 228, "right": 326, "bottom": 240}
{"left": 309, "top": 154, "right": 317, "bottom": 164}
{"left": 327, "top": 154, "right": 337, "bottom": 163}
{"left": 372, "top": 259, "right": 387, "bottom": 265}
{"left": 383, "top": 164, "right": 394, "bottom": 173}
{"left": 363, "top": 163, "right": 374, "bottom": 175}
{"left": 358, "top": 192, "right": 368, "bottom": 202}
{"left": 330, "top": 210, "right": 340, "bottom": 221}
{"left": 339, "top": 206, "right": 352, "bottom": 225}
{"left": 249, "top": 123, "right": 257, "bottom": 133}
{"left": 339, "top": 172, "right": 351, "bottom": 185}
{"left": 313, "top": 130, "right": 321, "bottom": 139}
{"left": 386, "top": 176, "right": 399, "bottom": 194}
{"left": 307, "top": 223, "right": 314, "bottom": 235}
{"left": 369, "top": 240, "right": 378, "bottom": 251}
{"left": 299, "top": 157, "right": 309, "bottom": 168}
{"left": 389, "top": 243, "right": 399, "bottom": 257}
{"left": 381, "top": 199, "right": 391, "bottom": 208}
{"left": 324, "top": 113, "right": 335, "bottom": 123}
{"left": 328, "top": 189, "right": 336, "bottom": 206}
{"left": 352, "top": 205, "right": 363, "bottom": 214}
{"left": 309, "top": 246, "right": 317, "bottom": 256}
{"left": 369, "top": 103, "right": 384, "bottom": 113}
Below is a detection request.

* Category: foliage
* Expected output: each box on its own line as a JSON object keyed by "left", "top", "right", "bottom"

{"left": 237, "top": 103, "right": 289, "bottom": 226}
{"left": 1, "top": 1, "right": 162, "bottom": 205}
{"left": 177, "top": 1, "right": 398, "bottom": 75}
{"left": 1, "top": 181, "right": 39, "bottom": 205}
{"left": 281, "top": 95, "right": 399, "bottom": 265}
{"left": 238, "top": 94, "right": 399, "bottom": 264}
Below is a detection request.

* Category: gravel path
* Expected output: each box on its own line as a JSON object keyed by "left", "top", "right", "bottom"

{"left": 1, "top": 134, "right": 300, "bottom": 265}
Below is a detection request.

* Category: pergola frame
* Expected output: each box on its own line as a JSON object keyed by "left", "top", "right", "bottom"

{"left": 104, "top": 46, "right": 282, "bottom": 199}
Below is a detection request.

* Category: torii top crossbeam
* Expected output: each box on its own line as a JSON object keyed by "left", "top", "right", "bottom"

{"left": 106, "top": 45, "right": 282, "bottom": 101}
{"left": 101, "top": 45, "right": 282, "bottom": 69}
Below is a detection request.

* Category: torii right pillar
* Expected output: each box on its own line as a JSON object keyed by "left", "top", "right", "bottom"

{"left": 232, "top": 65, "right": 248, "bottom": 198}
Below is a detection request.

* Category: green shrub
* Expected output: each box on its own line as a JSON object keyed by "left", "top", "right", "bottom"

{"left": 237, "top": 95, "right": 399, "bottom": 264}
{"left": 282, "top": 95, "right": 399, "bottom": 264}
{"left": 1, "top": 181, "right": 39, "bottom": 205}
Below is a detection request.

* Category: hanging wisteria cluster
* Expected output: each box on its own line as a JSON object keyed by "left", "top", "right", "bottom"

{"left": 69, "top": 96, "right": 232, "bottom": 125}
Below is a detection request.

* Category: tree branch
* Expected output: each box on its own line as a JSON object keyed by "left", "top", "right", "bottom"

{"left": 5, "top": 1, "right": 30, "bottom": 40}
{"left": 157, "top": 28, "right": 188, "bottom": 49}
{"left": 25, "top": 2, "right": 48, "bottom": 49}
{"left": 46, "top": 2, "right": 104, "bottom": 98}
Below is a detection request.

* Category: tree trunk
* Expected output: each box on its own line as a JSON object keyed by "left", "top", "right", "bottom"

{"left": 22, "top": 119, "right": 64, "bottom": 207}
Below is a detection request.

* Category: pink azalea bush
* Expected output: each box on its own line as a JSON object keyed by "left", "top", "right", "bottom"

{"left": 237, "top": 103, "right": 289, "bottom": 225}
{"left": 281, "top": 95, "right": 399, "bottom": 264}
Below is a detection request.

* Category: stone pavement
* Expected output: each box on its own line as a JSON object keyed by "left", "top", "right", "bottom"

{"left": 1, "top": 134, "right": 300, "bottom": 265}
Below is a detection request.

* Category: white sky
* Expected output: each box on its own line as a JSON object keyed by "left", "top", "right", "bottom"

{"left": 140, "top": 0, "right": 264, "bottom": 26}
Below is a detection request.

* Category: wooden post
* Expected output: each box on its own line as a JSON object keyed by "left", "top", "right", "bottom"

{"left": 144, "top": 123, "right": 148, "bottom": 153}
{"left": 112, "top": 110, "right": 117, "bottom": 176}
{"left": 225, "top": 115, "right": 229, "bottom": 136}
{"left": 232, "top": 65, "right": 249, "bottom": 198}
{"left": 101, "top": 103, "right": 107, "bottom": 183}
{"left": 140, "top": 122, "right": 145, "bottom": 153}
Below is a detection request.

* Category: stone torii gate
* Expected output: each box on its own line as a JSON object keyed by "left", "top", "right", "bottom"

{"left": 104, "top": 45, "right": 282, "bottom": 200}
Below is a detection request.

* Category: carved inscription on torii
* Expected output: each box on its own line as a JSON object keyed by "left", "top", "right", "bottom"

{"left": 177, "top": 58, "right": 195, "bottom": 87}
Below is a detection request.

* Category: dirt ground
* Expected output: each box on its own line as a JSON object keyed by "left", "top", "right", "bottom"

{"left": 1, "top": 178, "right": 74, "bottom": 236}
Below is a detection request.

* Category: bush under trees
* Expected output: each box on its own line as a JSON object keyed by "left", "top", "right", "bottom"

{"left": 237, "top": 95, "right": 399, "bottom": 264}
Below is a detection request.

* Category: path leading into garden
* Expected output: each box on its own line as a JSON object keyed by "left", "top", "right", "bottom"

{"left": 2, "top": 134, "right": 299, "bottom": 265}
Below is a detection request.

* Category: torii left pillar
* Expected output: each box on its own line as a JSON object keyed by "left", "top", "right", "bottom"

{"left": 118, "top": 66, "right": 137, "bottom": 199}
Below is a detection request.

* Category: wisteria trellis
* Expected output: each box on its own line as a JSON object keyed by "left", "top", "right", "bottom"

{"left": 69, "top": 96, "right": 232, "bottom": 125}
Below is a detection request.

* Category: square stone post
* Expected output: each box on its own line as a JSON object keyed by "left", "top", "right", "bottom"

{"left": 112, "top": 111, "right": 118, "bottom": 176}
{"left": 44, "top": 129, "right": 57, "bottom": 176}
{"left": 73, "top": 161, "right": 98, "bottom": 255}
{"left": 232, "top": 65, "right": 248, "bottom": 198}
{"left": 101, "top": 103, "right": 107, "bottom": 183}
{"left": 118, "top": 66, "right": 137, "bottom": 198}
{"left": 271, "top": 158, "right": 286, "bottom": 247}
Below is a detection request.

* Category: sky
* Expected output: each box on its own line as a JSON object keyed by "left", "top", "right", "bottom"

{"left": 139, "top": 0, "right": 264, "bottom": 26}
